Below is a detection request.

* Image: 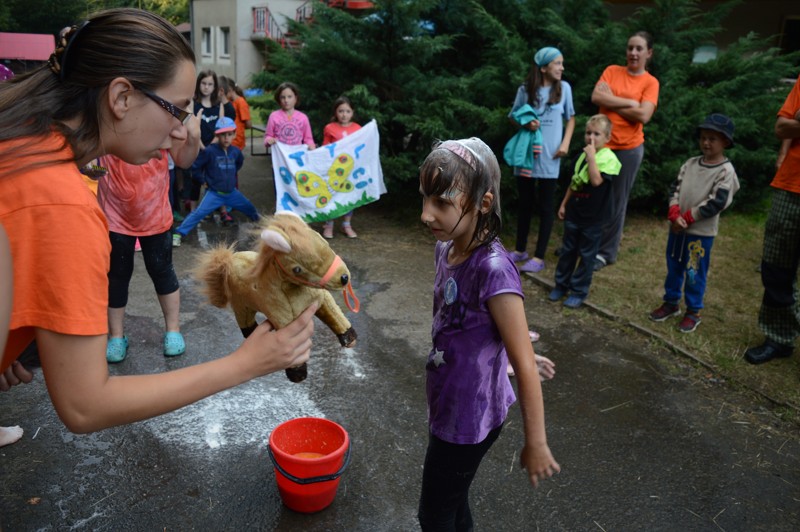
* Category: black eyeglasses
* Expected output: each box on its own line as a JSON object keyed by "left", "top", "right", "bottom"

{"left": 138, "top": 88, "right": 192, "bottom": 125}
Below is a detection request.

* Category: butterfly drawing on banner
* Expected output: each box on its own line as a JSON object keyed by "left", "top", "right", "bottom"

{"left": 295, "top": 153, "right": 356, "bottom": 208}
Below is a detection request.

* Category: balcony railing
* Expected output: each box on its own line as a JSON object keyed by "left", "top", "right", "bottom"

{"left": 253, "top": 1, "right": 375, "bottom": 48}
{"left": 252, "top": 5, "right": 286, "bottom": 43}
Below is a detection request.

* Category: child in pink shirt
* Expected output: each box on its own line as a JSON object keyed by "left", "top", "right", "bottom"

{"left": 321, "top": 96, "right": 362, "bottom": 239}
{"left": 263, "top": 82, "right": 315, "bottom": 149}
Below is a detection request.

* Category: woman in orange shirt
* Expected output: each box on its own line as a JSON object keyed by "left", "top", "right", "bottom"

{"left": 591, "top": 31, "right": 660, "bottom": 270}
{"left": 0, "top": 8, "right": 316, "bottom": 434}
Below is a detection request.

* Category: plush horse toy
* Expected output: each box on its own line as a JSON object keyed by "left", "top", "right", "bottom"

{"left": 195, "top": 211, "right": 358, "bottom": 382}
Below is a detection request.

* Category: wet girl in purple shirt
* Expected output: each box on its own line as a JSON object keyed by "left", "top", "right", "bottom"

{"left": 417, "top": 137, "right": 560, "bottom": 530}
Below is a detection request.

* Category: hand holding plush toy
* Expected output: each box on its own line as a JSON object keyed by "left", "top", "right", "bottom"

{"left": 196, "top": 212, "right": 358, "bottom": 382}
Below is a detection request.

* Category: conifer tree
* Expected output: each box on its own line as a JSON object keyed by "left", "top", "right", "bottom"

{"left": 253, "top": 0, "right": 798, "bottom": 211}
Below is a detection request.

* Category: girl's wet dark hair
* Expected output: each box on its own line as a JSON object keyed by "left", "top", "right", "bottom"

{"left": 0, "top": 8, "right": 195, "bottom": 175}
{"left": 195, "top": 70, "right": 221, "bottom": 106}
{"left": 419, "top": 138, "right": 502, "bottom": 249}
{"left": 274, "top": 82, "right": 300, "bottom": 105}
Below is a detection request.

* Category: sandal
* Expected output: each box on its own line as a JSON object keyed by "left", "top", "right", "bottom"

{"left": 163, "top": 331, "right": 186, "bottom": 357}
{"left": 341, "top": 223, "right": 358, "bottom": 239}
{"left": 322, "top": 223, "right": 334, "bottom": 239}
{"left": 106, "top": 336, "right": 128, "bottom": 363}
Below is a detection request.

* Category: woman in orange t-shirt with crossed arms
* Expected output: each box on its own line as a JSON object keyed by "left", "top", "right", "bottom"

{"left": 591, "top": 31, "right": 660, "bottom": 271}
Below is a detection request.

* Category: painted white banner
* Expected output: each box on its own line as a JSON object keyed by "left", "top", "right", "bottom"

{"left": 272, "top": 119, "right": 387, "bottom": 223}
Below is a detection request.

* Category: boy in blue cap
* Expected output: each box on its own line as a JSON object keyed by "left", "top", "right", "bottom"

{"left": 648, "top": 113, "right": 740, "bottom": 332}
{"left": 173, "top": 117, "right": 260, "bottom": 246}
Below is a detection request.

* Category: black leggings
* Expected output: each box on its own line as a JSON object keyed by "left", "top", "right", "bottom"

{"left": 108, "top": 230, "right": 179, "bottom": 308}
{"left": 515, "top": 177, "right": 557, "bottom": 260}
{"left": 417, "top": 425, "right": 502, "bottom": 532}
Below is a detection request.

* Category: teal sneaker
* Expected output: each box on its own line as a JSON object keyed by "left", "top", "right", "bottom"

{"left": 106, "top": 336, "right": 128, "bottom": 363}
{"left": 163, "top": 331, "right": 186, "bottom": 357}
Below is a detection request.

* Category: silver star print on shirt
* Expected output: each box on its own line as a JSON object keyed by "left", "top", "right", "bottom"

{"left": 431, "top": 349, "right": 446, "bottom": 367}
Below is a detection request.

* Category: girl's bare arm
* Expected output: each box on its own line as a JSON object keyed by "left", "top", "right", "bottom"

{"left": 488, "top": 293, "right": 560, "bottom": 488}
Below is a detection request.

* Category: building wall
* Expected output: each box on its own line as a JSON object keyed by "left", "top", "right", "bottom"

{"left": 192, "top": 0, "right": 305, "bottom": 88}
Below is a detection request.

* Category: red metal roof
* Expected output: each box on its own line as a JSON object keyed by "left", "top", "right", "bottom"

{"left": 0, "top": 32, "right": 56, "bottom": 61}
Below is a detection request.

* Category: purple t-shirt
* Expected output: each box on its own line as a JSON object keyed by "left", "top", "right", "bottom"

{"left": 427, "top": 239, "right": 522, "bottom": 444}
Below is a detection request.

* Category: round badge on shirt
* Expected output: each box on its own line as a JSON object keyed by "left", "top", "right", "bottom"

{"left": 444, "top": 277, "right": 457, "bottom": 305}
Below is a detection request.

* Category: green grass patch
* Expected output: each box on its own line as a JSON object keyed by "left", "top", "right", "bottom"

{"left": 517, "top": 211, "right": 799, "bottom": 415}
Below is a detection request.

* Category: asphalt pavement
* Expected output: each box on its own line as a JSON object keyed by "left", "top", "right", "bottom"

{"left": 1, "top": 152, "right": 799, "bottom": 531}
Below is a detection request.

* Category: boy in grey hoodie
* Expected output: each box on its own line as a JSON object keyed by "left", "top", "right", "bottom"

{"left": 648, "top": 113, "right": 740, "bottom": 333}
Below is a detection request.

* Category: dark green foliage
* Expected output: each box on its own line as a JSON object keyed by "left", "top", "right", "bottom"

{"left": 251, "top": 0, "right": 798, "bottom": 213}
{"left": 2, "top": 0, "right": 85, "bottom": 36}
{"left": 2, "top": 0, "right": 190, "bottom": 35}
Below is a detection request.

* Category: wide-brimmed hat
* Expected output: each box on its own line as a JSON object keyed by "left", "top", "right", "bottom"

{"left": 697, "top": 113, "right": 734, "bottom": 147}
{"left": 215, "top": 116, "right": 236, "bottom": 135}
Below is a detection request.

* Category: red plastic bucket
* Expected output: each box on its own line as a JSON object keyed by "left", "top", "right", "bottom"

{"left": 267, "top": 417, "right": 351, "bottom": 513}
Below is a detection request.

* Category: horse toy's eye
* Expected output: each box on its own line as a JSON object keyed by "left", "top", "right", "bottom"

{"left": 292, "top": 266, "right": 302, "bottom": 274}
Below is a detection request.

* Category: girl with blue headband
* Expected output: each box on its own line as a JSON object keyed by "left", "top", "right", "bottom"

{"left": 508, "top": 46, "right": 576, "bottom": 276}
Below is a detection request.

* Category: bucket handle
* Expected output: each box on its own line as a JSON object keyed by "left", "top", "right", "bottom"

{"left": 267, "top": 442, "right": 351, "bottom": 485}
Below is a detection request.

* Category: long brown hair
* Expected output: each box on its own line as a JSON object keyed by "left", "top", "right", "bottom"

{"left": 0, "top": 8, "right": 194, "bottom": 176}
{"left": 524, "top": 62, "right": 562, "bottom": 109}
{"left": 195, "top": 69, "right": 221, "bottom": 106}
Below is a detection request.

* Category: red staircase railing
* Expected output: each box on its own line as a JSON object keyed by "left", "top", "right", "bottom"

{"left": 254, "top": 1, "right": 375, "bottom": 49}
{"left": 252, "top": 5, "right": 297, "bottom": 49}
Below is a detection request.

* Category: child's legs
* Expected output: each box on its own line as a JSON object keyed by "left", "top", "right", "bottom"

{"left": 417, "top": 426, "right": 502, "bottom": 532}
{"left": 140, "top": 230, "right": 181, "bottom": 331}
{"left": 682, "top": 235, "right": 714, "bottom": 312}
{"left": 327, "top": 211, "right": 356, "bottom": 231}
{"left": 176, "top": 192, "right": 225, "bottom": 236}
{"left": 225, "top": 190, "right": 260, "bottom": 221}
{"left": 569, "top": 223, "right": 603, "bottom": 298}
{"left": 663, "top": 231, "right": 687, "bottom": 304}
{"left": 554, "top": 221, "right": 580, "bottom": 291}
{"left": 533, "top": 178, "right": 558, "bottom": 260}
{"left": 515, "top": 176, "right": 536, "bottom": 253}
{"left": 140, "top": 231, "right": 180, "bottom": 296}
{"left": 108, "top": 232, "right": 137, "bottom": 309}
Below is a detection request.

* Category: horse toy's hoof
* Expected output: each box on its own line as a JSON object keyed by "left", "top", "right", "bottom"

{"left": 285, "top": 363, "right": 308, "bottom": 383}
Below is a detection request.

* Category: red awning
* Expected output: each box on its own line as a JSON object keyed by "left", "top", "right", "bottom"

{"left": 0, "top": 32, "right": 56, "bottom": 61}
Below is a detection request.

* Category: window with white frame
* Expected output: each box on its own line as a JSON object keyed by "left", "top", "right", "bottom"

{"left": 201, "top": 27, "right": 212, "bottom": 57}
{"left": 219, "top": 27, "right": 230, "bottom": 58}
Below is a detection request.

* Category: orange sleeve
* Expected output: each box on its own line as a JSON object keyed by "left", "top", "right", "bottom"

{"left": 1, "top": 159, "right": 110, "bottom": 372}
{"left": 771, "top": 79, "right": 800, "bottom": 193}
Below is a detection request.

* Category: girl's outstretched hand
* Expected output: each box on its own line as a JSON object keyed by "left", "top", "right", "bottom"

{"left": 535, "top": 354, "right": 555, "bottom": 381}
{"left": 520, "top": 442, "right": 560, "bottom": 488}
{"left": 235, "top": 303, "right": 318, "bottom": 378}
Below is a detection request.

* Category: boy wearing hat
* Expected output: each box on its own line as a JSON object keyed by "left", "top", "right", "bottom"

{"left": 173, "top": 117, "right": 259, "bottom": 246}
{"left": 648, "top": 113, "right": 740, "bottom": 332}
